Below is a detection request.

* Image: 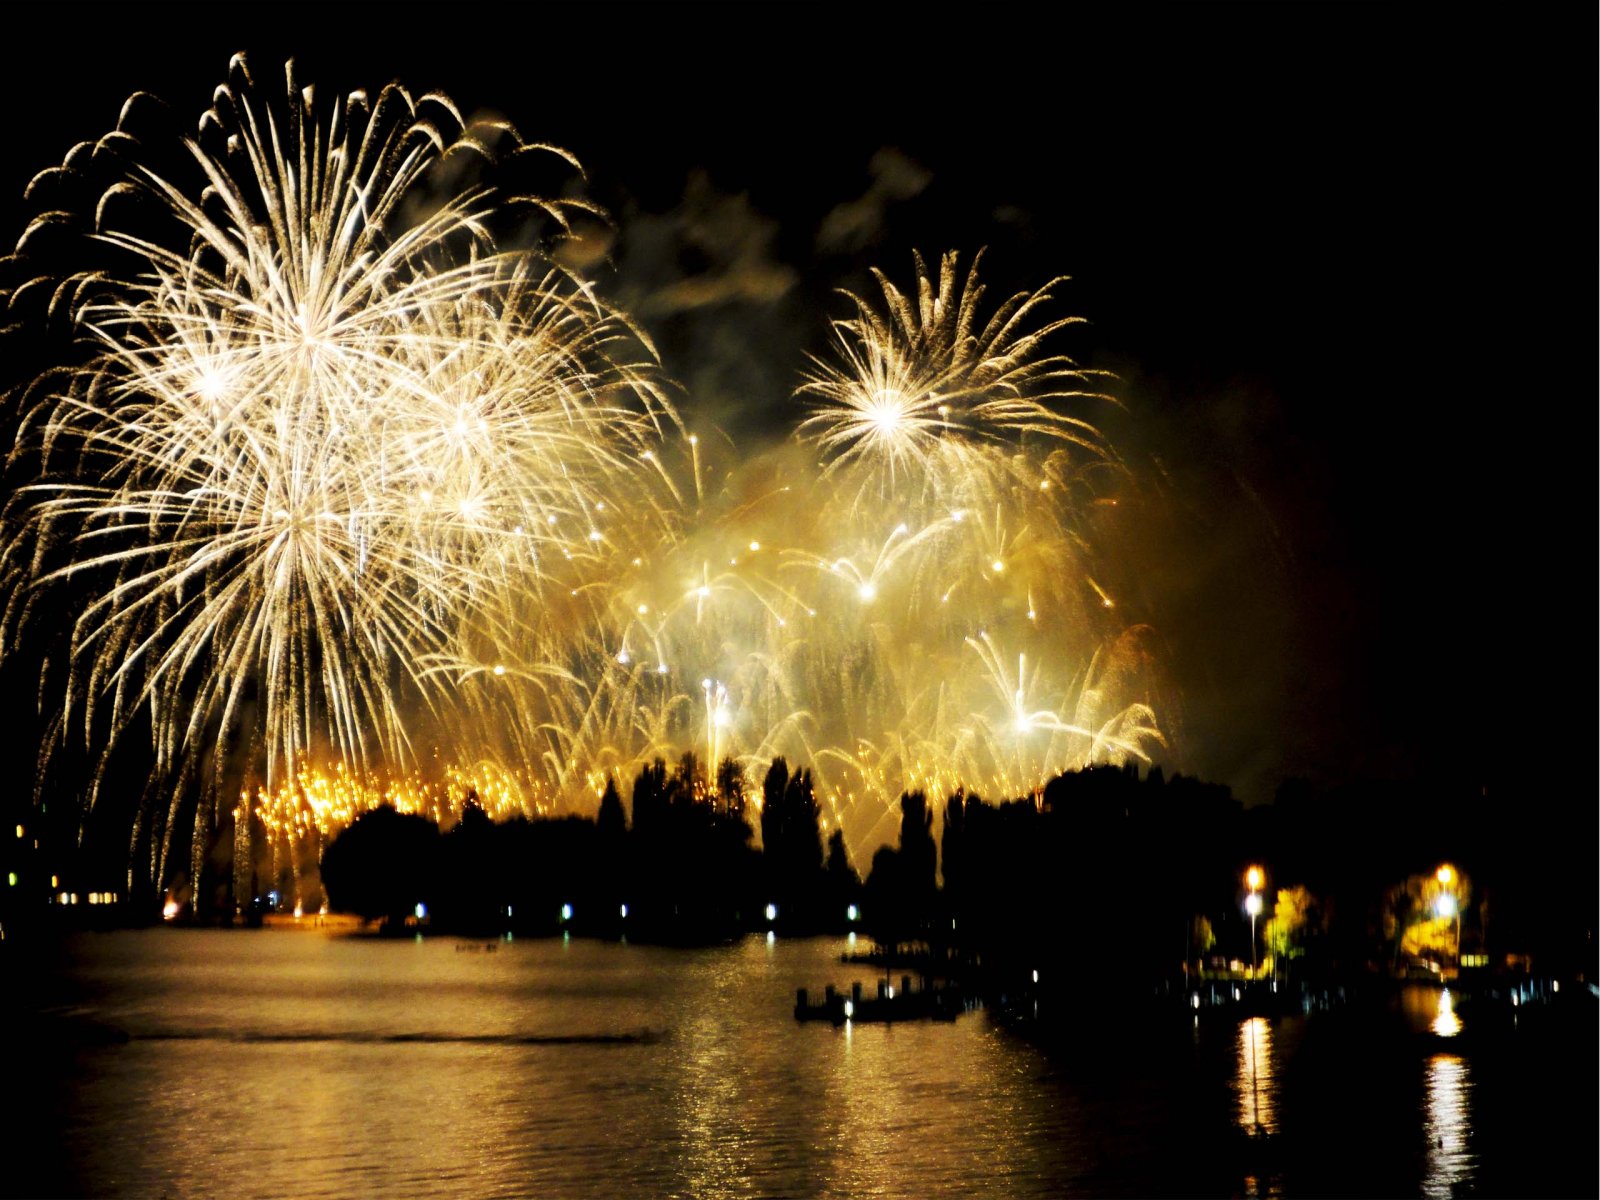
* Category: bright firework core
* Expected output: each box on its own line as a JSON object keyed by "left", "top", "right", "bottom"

{"left": 866, "top": 390, "right": 907, "bottom": 435}
{"left": 0, "top": 58, "right": 1170, "bottom": 881}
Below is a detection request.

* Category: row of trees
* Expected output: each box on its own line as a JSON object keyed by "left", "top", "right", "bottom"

{"left": 321, "top": 753, "right": 867, "bottom": 939}
{"left": 318, "top": 754, "right": 1593, "bottom": 991}
{"left": 319, "top": 752, "right": 1251, "bottom": 984}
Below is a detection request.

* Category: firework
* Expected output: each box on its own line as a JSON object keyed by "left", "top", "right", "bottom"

{"left": 2, "top": 57, "right": 672, "bottom": 888}
{"left": 797, "top": 249, "right": 1113, "bottom": 496}
{"left": 3, "top": 61, "right": 1170, "bottom": 897}
{"left": 426, "top": 249, "right": 1171, "bottom": 863}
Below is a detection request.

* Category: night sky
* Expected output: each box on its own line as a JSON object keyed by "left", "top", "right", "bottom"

{"left": 0, "top": 4, "right": 1588, "bottom": 808}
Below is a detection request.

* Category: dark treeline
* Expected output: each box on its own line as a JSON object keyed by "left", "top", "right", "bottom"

{"left": 321, "top": 753, "right": 863, "bottom": 941}
{"left": 939, "top": 766, "right": 1241, "bottom": 995}
{"left": 316, "top": 751, "right": 1598, "bottom": 994}
{"left": 937, "top": 765, "right": 1596, "bottom": 1001}
{"left": 315, "top": 754, "right": 1596, "bottom": 988}
{"left": 248, "top": 754, "right": 1600, "bottom": 995}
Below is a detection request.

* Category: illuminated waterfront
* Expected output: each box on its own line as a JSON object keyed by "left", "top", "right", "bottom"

{"left": 5, "top": 932, "right": 1592, "bottom": 1198}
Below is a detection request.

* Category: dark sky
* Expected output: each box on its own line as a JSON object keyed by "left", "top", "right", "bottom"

{"left": 1, "top": 5, "right": 1589, "bottom": 805}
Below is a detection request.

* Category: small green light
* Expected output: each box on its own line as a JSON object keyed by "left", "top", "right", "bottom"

{"left": 6, "top": 873, "right": 16, "bottom": 887}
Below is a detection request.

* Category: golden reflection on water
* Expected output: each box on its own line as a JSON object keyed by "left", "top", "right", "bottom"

{"left": 1233, "top": 1017, "right": 1277, "bottom": 1136}
{"left": 1401, "top": 983, "right": 1465, "bottom": 1038}
{"left": 1431, "top": 989, "right": 1462, "bottom": 1038}
{"left": 676, "top": 1004, "right": 755, "bottom": 1197}
{"left": 37, "top": 933, "right": 1517, "bottom": 1198}
{"left": 1422, "top": 1053, "right": 1474, "bottom": 1198}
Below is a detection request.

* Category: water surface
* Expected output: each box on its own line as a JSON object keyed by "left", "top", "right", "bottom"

{"left": 4, "top": 930, "right": 1592, "bottom": 1197}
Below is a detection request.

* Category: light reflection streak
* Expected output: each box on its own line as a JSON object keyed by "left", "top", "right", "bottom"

{"left": 1233, "top": 1016, "right": 1277, "bottom": 1136}
{"left": 1431, "top": 988, "right": 1462, "bottom": 1038}
{"left": 1421, "top": 1054, "right": 1474, "bottom": 1198}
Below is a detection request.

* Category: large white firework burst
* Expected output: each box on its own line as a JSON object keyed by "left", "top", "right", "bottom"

{"left": 1, "top": 57, "right": 673, "bottom": 884}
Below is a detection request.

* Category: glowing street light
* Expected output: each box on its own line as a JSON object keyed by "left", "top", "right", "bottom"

{"left": 1244, "top": 890, "right": 1264, "bottom": 978}
{"left": 1243, "top": 866, "right": 1265, "bottom": 979}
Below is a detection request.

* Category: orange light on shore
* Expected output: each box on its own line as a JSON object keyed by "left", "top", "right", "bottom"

{"left": 1246, "top": 865, "right": 1264, "bottom": 892}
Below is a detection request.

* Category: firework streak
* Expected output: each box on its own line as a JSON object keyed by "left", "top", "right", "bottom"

{"left": 1, "top": 59, "right": 1167, "bottom": 886}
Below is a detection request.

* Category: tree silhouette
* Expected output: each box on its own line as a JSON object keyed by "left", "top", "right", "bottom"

{"left": 716, "top": 757, "right": 746, "bottom": 819}
{"left": 597, "top": 776, "right": 627, "bottom": 840}
{"left": 756, "top": 758, "right": 827, "bottom": 927}
{"left": 824, "top": 827, "right": 862, "bottom": 928}
{"left": 321, "top": 806, "right": 439, "bottom": 926}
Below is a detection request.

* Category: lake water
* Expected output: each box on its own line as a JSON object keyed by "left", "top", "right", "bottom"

{"left": 4, "top": 929, "right": 1593, "bottom": 1198}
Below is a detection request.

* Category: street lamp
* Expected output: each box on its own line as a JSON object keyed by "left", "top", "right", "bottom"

{"left": 1244, "top": 890, "right": 1263, "bottom": 978}
{"left": 1243, "top": 866, "right": 1265, "bottom": 980}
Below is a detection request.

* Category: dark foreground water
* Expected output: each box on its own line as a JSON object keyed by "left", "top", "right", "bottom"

{"left": 3, "top": 930, "right": 1593, "bottom": 1198}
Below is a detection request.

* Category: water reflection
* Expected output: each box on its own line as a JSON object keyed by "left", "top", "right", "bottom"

{"left": 1432, "top": 988, "right": 1462, "bottom": 1038}
{"left": 23, "top": 932, "right": 1552, "bottom": 1198}
{"left": 1422, "top": 1054, "right": 1474, "bottom": 1197}
{"left": 1401, "top": 984, "right": 1464, "bottom": 1039}
{"left": 1233, "top": 1017, "right": 1277, "bottom": 1135}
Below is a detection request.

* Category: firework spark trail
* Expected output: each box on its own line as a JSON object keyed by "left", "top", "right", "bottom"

{"left": 434, "top": 253, "right": 1170, "bottom": 863}
{"left": 797, "top": 249, "right": 1114, "bottom": 495}
{"left": 1, "top": 58, "right": 674, "bottom": 887}
{"left": 2, "top": 61, "right": 1170, "bottom": 893}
